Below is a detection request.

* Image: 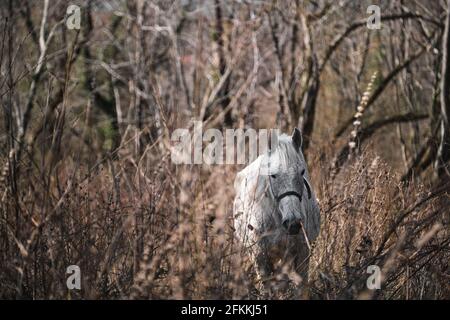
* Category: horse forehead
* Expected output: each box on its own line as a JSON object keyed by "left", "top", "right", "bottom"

{"left": 265, "top": 154, "right": 305, "bottom": 174}
{"left": 238, "top": 136, "right": 306, "bottom": 174}
{"left": 240, "top": 148, "right": 306, "bottom": 177}
{"left": 272, "top": 171, "right": 303, "bottom": 187}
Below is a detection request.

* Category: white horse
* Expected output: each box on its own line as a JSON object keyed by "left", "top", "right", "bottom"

{"left": 233, "top": 128, "right": 320, "bottom": 288}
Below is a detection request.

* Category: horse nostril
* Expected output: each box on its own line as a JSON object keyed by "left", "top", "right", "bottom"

{"left": 288, "top": 221, "right": 301, "bottom": 235}
{"left": 282, "top": 219, "right": 301, "bottom": 235}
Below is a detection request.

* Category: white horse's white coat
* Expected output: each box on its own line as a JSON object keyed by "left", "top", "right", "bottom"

{"left": 233, "top": 130, "right": 320, "bottom": 283}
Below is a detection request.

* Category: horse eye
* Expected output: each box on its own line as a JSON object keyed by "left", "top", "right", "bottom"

{"left": 271, "top": 174, "right": 277, "bottom": 178}
{"left": 301, "top": 169, "right": 305, "bottom": 175}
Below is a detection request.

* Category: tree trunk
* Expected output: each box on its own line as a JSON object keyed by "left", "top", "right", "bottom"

{"left": 214, "top": 0, "right": 233, "bottom": 127}
{"left": 437, "top": 0, "right": 450, "bottom": 180}
{"left": 298, "top": 14, "right": 319, "bottom": 154}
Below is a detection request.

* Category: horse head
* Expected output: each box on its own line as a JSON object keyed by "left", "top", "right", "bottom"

{"left": 266, "top": 128, "right": 312, "bottom": 235}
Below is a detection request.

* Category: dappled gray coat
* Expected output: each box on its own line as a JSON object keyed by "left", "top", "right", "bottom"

{"left": 233, "top": 129, "right": 320, "bottom": 281}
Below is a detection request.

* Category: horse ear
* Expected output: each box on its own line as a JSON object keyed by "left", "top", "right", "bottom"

{"left": 303, "top": 177, "right": 312, "bottom": 199}
{"left": 292, "top": 127, "right": 303, "bottom": 151}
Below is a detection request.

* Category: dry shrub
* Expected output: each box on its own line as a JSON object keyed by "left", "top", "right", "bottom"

{"left": 0, "top": 146, "right": 448, "bottom": 299}
{"left": 310, "top": 152, "right": 449, "bottom": 299}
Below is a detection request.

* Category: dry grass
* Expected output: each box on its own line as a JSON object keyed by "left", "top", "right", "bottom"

{"left": 1, "top": 142, "right": 448, "bottom": 300}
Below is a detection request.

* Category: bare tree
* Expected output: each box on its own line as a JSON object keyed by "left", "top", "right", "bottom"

{"left": 437, "top": 0, "right": 450, "bottom": 181}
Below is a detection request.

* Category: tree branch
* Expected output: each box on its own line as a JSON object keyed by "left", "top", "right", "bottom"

{"left": 319, "top": 13, "right": 443, "bottom": 73}
{"left": 333, "top": 112, "right": 429, "bottom": 171}
{"left": 335, "top": 48, "right": 427, "bottom": 139}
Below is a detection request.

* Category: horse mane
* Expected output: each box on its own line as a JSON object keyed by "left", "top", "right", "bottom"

{"left": 272, "top": 134, "right": 304, "bottom": 171}
{"left": 235, "top": 133, "right": 308, "bottom": 190}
